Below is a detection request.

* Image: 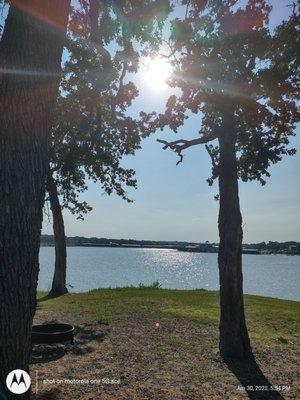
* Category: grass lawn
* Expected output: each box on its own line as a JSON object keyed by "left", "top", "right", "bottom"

{"left": 31, "top": 287, "right": 300, "bottom": 399}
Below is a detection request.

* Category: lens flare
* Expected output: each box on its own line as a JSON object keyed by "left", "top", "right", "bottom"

{"left": 141, "top": 58, "right": 172, "bottom": 91}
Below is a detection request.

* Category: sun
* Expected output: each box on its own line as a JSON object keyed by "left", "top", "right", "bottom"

{"left": 141, "top": 57, "right": 172, "bottom": 90}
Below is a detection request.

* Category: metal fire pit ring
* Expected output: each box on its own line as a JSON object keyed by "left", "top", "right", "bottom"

{"left": 32, "top": 323, "right": 75, "bottom": 345}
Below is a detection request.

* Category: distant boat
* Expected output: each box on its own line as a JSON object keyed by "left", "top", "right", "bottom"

{"left": 177, "top": 244, "right": 218, "bottom": 253}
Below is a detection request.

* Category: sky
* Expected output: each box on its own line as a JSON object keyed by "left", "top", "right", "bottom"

{"left": 41, "top": 0, "right": 299, "bottom": 243}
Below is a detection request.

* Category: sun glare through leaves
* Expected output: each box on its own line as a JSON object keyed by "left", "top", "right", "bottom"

{"left": 140, "top": 57, "right": 172, "bottom": 91}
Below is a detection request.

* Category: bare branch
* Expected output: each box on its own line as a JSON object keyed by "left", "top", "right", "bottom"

{"left": 117, "top": 61, "right": 127, "bottom": 95}
{"left": 157, "top": 132, "right": 217, "bottom": 165}
{"left": 185, "top": 0, "right": 190, "bottom": 19}
{"left": 160, "top": 39, "right": 181, "bottom": 68}
{"left": 111, "top": 60, "right": 127, "bottom": 115}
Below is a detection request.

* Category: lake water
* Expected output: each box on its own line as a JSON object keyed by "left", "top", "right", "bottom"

{"left": 38, "top": 247, "right": 300, "bottom": 301}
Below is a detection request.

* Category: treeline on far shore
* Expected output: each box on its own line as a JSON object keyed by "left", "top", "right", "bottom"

{"left": 40, "top": 235, "right": 300, "bottom": 255}
{"left": 40, "top": 235, "right": 198, "bottom": 248}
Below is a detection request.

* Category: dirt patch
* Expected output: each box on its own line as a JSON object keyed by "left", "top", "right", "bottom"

{"left": 31, "top": 312, "right": 299, "bottom": 400}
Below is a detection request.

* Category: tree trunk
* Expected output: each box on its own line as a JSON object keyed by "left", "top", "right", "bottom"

{"left": 46, "top": 172, "right": 68, "bottom": 296}
{"left": 217, "top": 110, "right": 253, "bottom": 359}
{"left": 0, "top": 1, "right": 70, "bottom": 398}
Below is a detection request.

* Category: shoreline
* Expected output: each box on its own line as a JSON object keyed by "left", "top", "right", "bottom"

{"left": 39, "top": 244, "right": 300, "bottom": 256}
{"left": 38, "top": 287, "right": 300, "bottom": 303}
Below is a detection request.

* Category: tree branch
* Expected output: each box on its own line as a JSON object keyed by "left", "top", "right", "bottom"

{"left": 111, "top": 60, "right": 127, "bottom": 116}
{"left": 50, "top": 165, "right": 60, "bottom": 173}
{"left": 157, "top": 132, "right": 217, "bottom": 165}
{"left": 205, "top": 144, "right": 217, "bottom": 168}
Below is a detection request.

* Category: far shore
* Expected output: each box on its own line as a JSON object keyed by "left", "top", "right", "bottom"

{"left": 40, "top": 243, "right": 300, "bottom": 256}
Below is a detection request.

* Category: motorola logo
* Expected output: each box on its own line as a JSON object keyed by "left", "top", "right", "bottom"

{"left": 6, "top": 370, "right": 31, "bottom": 395}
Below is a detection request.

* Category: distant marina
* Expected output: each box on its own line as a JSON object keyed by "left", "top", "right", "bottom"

{"left": 78, "top": 242, "right": 279, "bottom": 255}
{"left": 41, "top": 235, "right": 300, "bottom": 255}
{"left": 79, "top": 241, "right": 259, "bottom": 254}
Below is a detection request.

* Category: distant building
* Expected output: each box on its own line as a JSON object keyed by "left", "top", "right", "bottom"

{"left": 178, "top": 243, "right": 218, "bottom": 253}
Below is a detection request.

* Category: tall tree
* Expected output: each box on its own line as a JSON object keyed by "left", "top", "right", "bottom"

{"left": 46, "top": 0, "right": 171, "bottom": 296}
{"left": 154, "top": 0, "right": 299, "bottom": 358}
{"left": 0, "top": 0, "right": 70, "bottom": 397}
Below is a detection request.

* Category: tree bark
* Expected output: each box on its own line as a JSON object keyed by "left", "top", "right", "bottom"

{"left": 46, "top": 172, "right": 68, "bottom": 296}
{"left": 217, "top": 110, "right": 253, "bottom": 359}
{"left": 0, "top": 1, "right": 70, "bottom": 398}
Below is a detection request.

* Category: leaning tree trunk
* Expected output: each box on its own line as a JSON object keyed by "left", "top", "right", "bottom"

{"left": 0, "top": 1, "right": 70, "bottom": 398}
{"left": 46, "top": 172, "right": 68, "bottom": 296}
{"left": 217, "top": 111, "right": 253, "bottom": 359}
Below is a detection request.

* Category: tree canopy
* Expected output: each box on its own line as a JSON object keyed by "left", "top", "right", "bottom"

{"left": 149, "top": 0, "right": 299, "bottom": 359}
{"left": 151, "top": 0, "right": 299, "bottom": 186}
{"left": 49, "top": 0, "right": 171, "bottom": 218}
